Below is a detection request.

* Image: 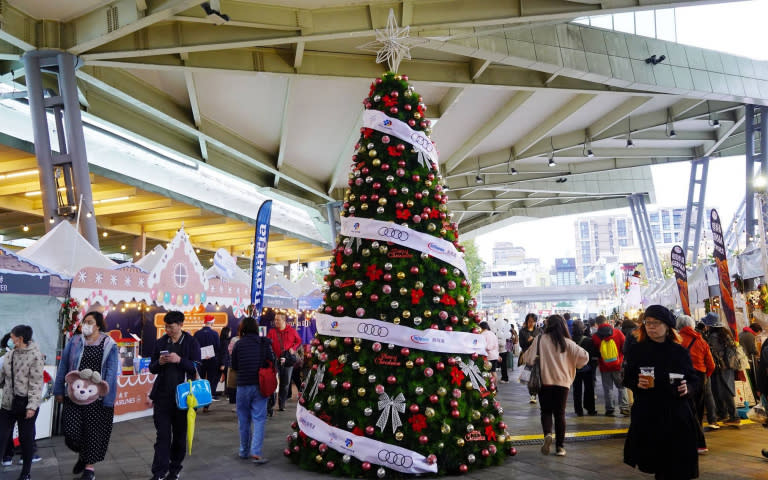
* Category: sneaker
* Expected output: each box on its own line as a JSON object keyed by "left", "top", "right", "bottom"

{"left": 707, "top": 423, "right": 720, "bottom": 430}
{"left": 761, "top": 448, "right": 768, "bottom": 459}
{"left": 499, "top": 380, "right": 509, "bottom": 384}
{"left": 17, "top": 455, "right": 41, "bottom": 464}
{"left": 251, "top": 456, "right": 269, "bottom": 465}
{"left": 80, "top": 470, "right": 96, "bottom": 480}
{"left": 167, "top": 473, "right": 180, "bottom": 480}
{"left": 148, "top": 475, "right": 166, "bottom": 480}
{"left": 16, "top": 474, "right": 31, "bottom": 480}
{"left": 541, "top": 434, "right": 553, "bottom": 455}
{"left": 555, "top": 447, "right": 566, "bottom": 457}
{"left": 723, "top": 418, "right": 741, "bottom": 426}
{"left": 605, "top": 410, "right": 615, "bottom": 416}
{"left": 697, "top": 447, "right": 709, "bottom": 455}
{"left": 620, "top": 408, "right": 631, "bottom": 416}
{"left": 73, "top": 458, "right": 86, "bottom": 474}
{"left": 2, "top": 457, "right": 12, "bottom": 466}
{"left": 529, "top": 395, "right": 537, "bottom": 404}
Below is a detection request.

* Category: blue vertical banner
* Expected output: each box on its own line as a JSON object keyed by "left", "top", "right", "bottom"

{"left": 250, "top": 200, "right": 273, "bottom": 320}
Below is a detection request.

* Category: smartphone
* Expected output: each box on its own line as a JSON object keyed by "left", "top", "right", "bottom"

{"left": 160, "top": 350, "right": 169, "bottom": 356}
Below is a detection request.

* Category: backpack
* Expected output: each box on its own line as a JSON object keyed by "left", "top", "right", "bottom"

{"left": 599, "top": 337, "right": 620, "bottom": 366}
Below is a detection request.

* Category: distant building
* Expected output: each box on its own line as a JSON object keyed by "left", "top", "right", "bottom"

{"left": 574, "top": 215, "right": 633, "bottom": 282}
{"left": 478, "top": 242, "right": 549, "bottom": 310}
{"left": 554, "top": 258, "right": 578, "bottom": 286}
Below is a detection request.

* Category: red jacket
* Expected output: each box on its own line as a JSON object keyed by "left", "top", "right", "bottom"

{"left": 679, "top": 326, "right": 715, "bottom": 377}
{"left": 592, "top": 323, "right": 625, "bottom": 372}
{"left": 267, "top": 325, "right": 302, "bottom": 355}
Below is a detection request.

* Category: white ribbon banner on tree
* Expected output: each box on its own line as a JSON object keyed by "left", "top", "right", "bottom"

{"left": 363, "top": 109, "right": 439, "bottom": 168}
{"left": 297, "top": 404, "right": 438, "bottom": 474}
{"left": 315, "top": 312, "right": 486, "bottom": 355}
{"left": 340, "top": 217, "right": 468, "bottom": 279}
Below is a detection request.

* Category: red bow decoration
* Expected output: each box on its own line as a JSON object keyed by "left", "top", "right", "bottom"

{"left": 387, "top": 145, "right": 402, "bottom": 157}
{"left": 366, "top": 265, "right": 383, "bottom": 282}
{"left": 368, "top": 83, "right": 376, "bottom": 96}
{"left": 440, "top": 294, "right": 457, "bottom": 306}
{"left": 408, "top": 414, "right": 427, "bottom": 432}
{"left": 362, "top": 128, "right": 374, "bottom": 139}
{"left": 396, "top": 209, "right": 411, "bottom": 220}
{"left": 335, "top": 249, "right": 343, "bottom": 267}
{"left": 382, "top": 95, "right": 398, "bottom": 107}
{"left": 410, "top": 288, "right": 424, "bottom": 305}
{"left": 328, "top": 359, "right": 344, "bottom": 376}
{"left": 417, "top": 104, "right": 425, "bottom": 115}
{"left": 485, "top": 425, "right": 497, "bottom": 442}
{"left": 450, "top": 366, "right": 465, "bottom": 385}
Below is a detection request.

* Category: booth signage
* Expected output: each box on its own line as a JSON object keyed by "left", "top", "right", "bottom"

{"left": 250, "top": 200, "right": 273, "bottom": 319}
{"left": 154, "top": 312, "right": 229, "bottom": 338}
{"left": 670, "top": 245, "right": 690, "bottom": 315}
{"left": 710, "top": 209, "right": 737, "bottom": 335}
{"left": 0, "top": 273, "right": 51, "bottom": 295}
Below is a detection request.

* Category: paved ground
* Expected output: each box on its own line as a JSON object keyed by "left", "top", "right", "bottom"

{"left": 4, "top": 369, "right": 768, "bottom": 479}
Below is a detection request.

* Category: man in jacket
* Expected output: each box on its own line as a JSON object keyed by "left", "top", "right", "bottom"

{"left": 148, "top": 311, "right": 201, "bottom": 480}
{"left": 739, "top": 323, "right": 762, "bottom": 394}
{"left": 266, "top": 313, "right": 301, "bottom": 414}
{"left": 677, "top": 315, "right": 716, "bottom": 454}
{"left": 592, "top": 315, "right": 629, "bottom": 416}
{"left": 193, "top": 315, "right": 220, "bottom": 409}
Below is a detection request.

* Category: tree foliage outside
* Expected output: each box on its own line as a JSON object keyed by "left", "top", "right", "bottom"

{"left": 461, "top": 240, "right": 485, "bottom": 292}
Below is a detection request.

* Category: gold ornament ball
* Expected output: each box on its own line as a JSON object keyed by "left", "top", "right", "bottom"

{"left": 357, "top": 387, "right": 366, "bottom": 397}
{"left": 465, "top": 381, "right": 474, "bottom": 390}
{"left": 425, "top": 407, "right": 435, "bottom": 418}
{"left": 368, "top": 149, "right": 377, "bottom": 157}
{"left": 354, "top": 337, "right": 362, "bottom": 345}
{"left": 424, "top": 180, "right": 432, "bottom": 187}
{"left": 355, "top": 291, "right": 363, "bottom": 299}
{"left": 402, "top": 310, "right": 411, "bottom": 319}
{"left": 399, "top": 287, "right": 408, "bottom": 296}
{"left": 341, "top": 397, "right": 350, "bottom": 407}
{"left": 406, "top": 200, "right": 414, "bottom": 208}
{"left": 372, "top": 158, "right": 381, "bottom": 167}
{"left": 462, "top": 317, "right": 470, "bottom": 325}
{"left": 439, "top": 228, "right": 447, "bottom": 236}
{"left": 457, "top": 295, "right": 465, "bottom": 304}
{"left": 360, "top": 203, "right": 369, "bottom": 211}
{"left": 424, "top": 310, "right": 432, "bottom": 318}
{"left": 379, "top": 245, "right": 388, "bottom": 254}
{"left": 397, "top": 272, "right": 406, "bottom": 280}
{"left": 497, "top": 434, "right": 506, "bottom": 443}
{"left": 456, "top": 438, "right": 465, "bottom": 447}
{"left": 330, "top": 292, "right": 340, "bottom": 301}
{"left": 338, "top": 355, "right": 347, "bottom": 364}
{"left": 316, "top": 455, "right": 324, "bottom": 463}
{"left": 327, "top": 395, "right": 336, "bottom": 405}
{"left": 348, "top": 194, "right": 355, "bottom": 201}
{"left": 427, "top": 223, "right": 437, "bottom": 232}
{"left": 472, "top": 410, "right": 481, "bottom": 420}
{"left": 414, "top": 281, "right": 424, "bottom": 290}
{"left": 329, "top": 339, "right": 338, "bottom": 348}
{"left": 437, "top": 442, "right": 445, "bottom": 449}
{"left": 413, "top": 112, "right": 421, "bottom": 120}
{"left": 362, "top": 248, "right": 371, "bottom": 257}
{"left": 340, "top": 264, "right": 348, "bottom": 271}
{"left": 359, "top": 366, "right": 367, "bottom": 375}
{"left": 393, "top": 317, "right": 401, "bottom": 325}
{"left": 395, "top": 431, "right": 404, "bottom": 441}
{"left": 405, "top": 360, "right": 414, "bottom": 369}
{"left": 439, "top": 204, "right": 448, "bottom": 212}
{"left": 441, "top": 424, "right": 451, "bottom": 434}
{"left": 378, "top": 198, "right": 387, "bottom": 206}
{"left": 437, "top": 387, "right": 447, "bottom": 397}
{"left": 354, "top": 345, "right": 361, "bottom": 353}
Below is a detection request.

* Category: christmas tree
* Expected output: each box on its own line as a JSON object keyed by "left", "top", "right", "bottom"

{"left": 285, "top": 72, "right": 513, "bottom": 477}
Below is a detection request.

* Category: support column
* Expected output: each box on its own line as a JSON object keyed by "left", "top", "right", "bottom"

{"left": 628, "top": 193, "right": 662, "bottom": 283}
{"left": 22, "top": 50, "right": 99, "bottom": 249}
{"left": 326, "top": 201, "right": 343, "bottom": 244}
{"left": 745, "top": 104, "right": 768, "bottom": 245}
{"left": 682, "top": 157, "right": 709, "bottom": 264}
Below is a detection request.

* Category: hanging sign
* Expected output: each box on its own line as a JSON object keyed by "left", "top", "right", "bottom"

{"left": 710, "top": 209, "right": 737, "bottom": 335}
{"left": 670, "top": 245, "right": 690, "bottom": 315}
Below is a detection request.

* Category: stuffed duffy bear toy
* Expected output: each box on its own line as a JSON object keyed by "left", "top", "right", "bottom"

{"left": 66, "top": 369, "right": 109, "bottom": 405}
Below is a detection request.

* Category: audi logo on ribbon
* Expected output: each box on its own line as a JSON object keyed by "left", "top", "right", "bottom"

{"left": 357, "top": 323, "right": 389, "bottom": 337}
{"left": 378, "top": 449, "right": 414, "bottom": 468}
{"left": 378, "top": 227, "right": 409, "bottom": 241}
{"left": 410, "top": 133, "right": 434, "bottom": 152}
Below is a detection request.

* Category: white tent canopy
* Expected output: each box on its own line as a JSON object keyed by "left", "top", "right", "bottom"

{"left": 18, "top": 221, "right": 116, "bottom": 276}
{"left": 134, "top": 244, "right": 165, "bottom": 272}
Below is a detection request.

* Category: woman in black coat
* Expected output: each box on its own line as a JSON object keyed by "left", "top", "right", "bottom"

{"left": 623, "top": 305, "right": 699, "bottom": 480}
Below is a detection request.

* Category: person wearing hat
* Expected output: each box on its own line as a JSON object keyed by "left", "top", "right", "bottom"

{"left": 623, "top": 305, "right": 700, "bottom": 480}
{"left": 194, "top": 315, "right": 221, "bottom": 412}
{"left": 701, "top": 312, "right": 741, "bottom": 426}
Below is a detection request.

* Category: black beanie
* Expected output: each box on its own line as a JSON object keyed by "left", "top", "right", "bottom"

{"left": 644, "top": 305, "right": 675, "bottom": 329}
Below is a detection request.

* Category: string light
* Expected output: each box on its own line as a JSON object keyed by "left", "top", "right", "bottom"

{"left": 102, "top": 232, "right": 108, "bottom": 238}
{"left": 22, "top": 224, "right": 29, "bottom": 232}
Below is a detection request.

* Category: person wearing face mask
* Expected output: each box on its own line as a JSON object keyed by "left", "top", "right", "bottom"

{"left": 0, "top": 325, "right": 44, "bottom": 480}
{"left": 53, "top": 311, "right": 119, "bottom": 480}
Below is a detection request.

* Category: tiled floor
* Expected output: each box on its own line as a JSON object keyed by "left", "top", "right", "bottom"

{"left": 4, "top": 370, "right": 768, "bottom": 479}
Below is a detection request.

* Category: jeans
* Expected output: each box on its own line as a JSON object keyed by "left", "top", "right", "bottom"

{"left": 236, "top": 385, "right": 268, "bottom": 457}
{"left": 539, "top": 386, "right": 569, "bottom": 448}
{"left": 600, "top": 370, "right": 629, "bottom": 412}
{"left": 0, "top": 408, "right": 38, "bottom": 475}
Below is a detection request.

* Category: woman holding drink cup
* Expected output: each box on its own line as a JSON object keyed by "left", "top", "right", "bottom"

{"left": 623, "top": 305, "right": 700, "bottom": 480}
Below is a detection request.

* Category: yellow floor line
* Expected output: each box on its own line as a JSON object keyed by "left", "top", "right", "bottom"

{"left": 508, "top": 419, "right": 754, "bottom": 441}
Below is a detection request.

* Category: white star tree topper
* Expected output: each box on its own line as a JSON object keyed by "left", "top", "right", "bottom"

{"left": 357, "top": 9, "right": 422, "bottom": 73}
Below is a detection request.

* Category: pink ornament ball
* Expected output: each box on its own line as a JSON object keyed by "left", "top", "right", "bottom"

{"left": 424, "top": 368, "right": 434, "bottom": 377}
{"left": 400, "top": 347, "right": 410, "bottom": 356}
{"left": 409, "top": 404, "right": 419, "bottom": 413}
{"left": 427, "top": 454, "right": 436, "bottom": 464}
{"left": 365, "top": 426, "right": 375, "bottom": 436}
{"left": 318, "top": 443, "right": 328, "bottom": 453}
{"left": 362, "top": 462, "right": 372, "bottom": 470}
{"left": 459, "top": 464, "right": 468, "bottom": 473}
{"left": 481, "top": 449, "right": 490, "bottom": 457}
{"left": 429, "top": 394, "right": 438, "bottom": 403}
{"left": 375, "top": 384, "right": 385, "bottom": 394}
{"left": 310, "top": 440, "right": 318, "bottom": 448}
{"left": 326, "top": 461, "right": 335, "bottom": 469}
{"left": 356, "top": 307, "right": 365, "bottom": 317}
{"left": 410, "top": 266, "right": 420, "bottom": 274}
{"left": 419, "top": 435, "right": 429, "bottom": 445}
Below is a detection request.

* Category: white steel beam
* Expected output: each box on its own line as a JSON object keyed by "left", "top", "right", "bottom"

{"left": 513, "top": 93, "right": 595, "bottom": 157}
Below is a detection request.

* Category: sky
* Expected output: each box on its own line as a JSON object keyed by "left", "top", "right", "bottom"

{"left": 474, "top": 0, "right": 767, "bottom": 268}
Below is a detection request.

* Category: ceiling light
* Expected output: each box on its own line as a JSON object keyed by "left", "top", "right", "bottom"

{"left": 710, "top": 119, "right": 720, "bottom": 128}
{"left": 135, "top": 251, "right": 140, "bottom": 256}
{"left": 121, "top": 245, "right": 126, "bottom": 250}
{"left": 510, "top": 167, "right": 518, "bottom": 175}
{"left": 475, "top": 175, "right": 484, "bottom": 185}
{"left": 754, "top": 175, "right": 767, "bottom": 190}
{"left": 586, "top": 149, "right": 594, "bottom": 158}
{"left": 668, "top": 129, "right": 676, "bottom": 138}
{"left": 626, "top": 138, "right": 634, "bottom": 148}
{"left": 93, "top": 196, "right": 130, "bottom": 204}
{"left": 102, "top": 231, "right": 108, "bottom": 238}
{"left": 548, "top": 156, "right": 557, "bottom": 167}
{"left": 86, "top": 211, "right": 93, "bottom": 218}
{"left": 22, "top": 224, "right": 29, "bottom": 232}
{"left": 0, "top": 169, "right": 38, "bottom": 180}
{"left": 196, "top": 249, "right": 201, "bottom": 254}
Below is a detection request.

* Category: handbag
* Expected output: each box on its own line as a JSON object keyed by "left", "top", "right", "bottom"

{"left": 10, "top": 352, "right": 29, "bottom": 416}
{"left": 176, "top": 371, "right": 213, "bottom": 410}
{"left": 527, "top": 337, "right": 543, "bottom": 395}
{"left": 259, "top": 359, "right": 278, "bottom": 398}
{"left": 226, "top": 368, "right": 237, "bottom": 389}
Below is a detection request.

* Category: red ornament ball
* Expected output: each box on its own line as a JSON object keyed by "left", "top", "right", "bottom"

{"left": 410, "top": 266, "right": 419, "bottom": 274}
{"left": 400, "top": 347, "right": 410, "bottom": 356}
{"left": 387, "top": 375, "right": 397, "bottom": 384}
{"left": 418, "top": 435, "right": 429, "bottom": 445}
{"left": 459, "top": 464, "right": 468, "bottom": 473}
{"left": 362, "top": 462, "right": 372, "bottom": 471}
{"left": 409, "top": 404, "right": 419, "bottom": 413}
{"left": 451, "top": 409, "right": 460, "bottom": 418}
{"left": 481, "top": 449, "right": 490, "bottom": 457}
{"left": 365, "top": 426, "right": 375, "bottom": 436}
{"left": 326, "top": 461, "right": 335, "bottom": 469}
{"left": 509, "top": 447, "right": 518, "bottom": 456}
{"left": 429, "top": 394, "right": 439, "bottom": 404}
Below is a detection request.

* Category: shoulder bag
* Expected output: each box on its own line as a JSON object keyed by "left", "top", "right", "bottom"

{"left": 519, "top": 337, "right": 543, "bottom": 395}
{"left": 259, "top": 337, "right": 278, "bottom": 397}
{"left": 10, "top": 352, "right": 29, "bottom": 416}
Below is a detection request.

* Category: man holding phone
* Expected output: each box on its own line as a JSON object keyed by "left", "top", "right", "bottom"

{"left": 148, "top": 311, "right": 201, "bottom": 480}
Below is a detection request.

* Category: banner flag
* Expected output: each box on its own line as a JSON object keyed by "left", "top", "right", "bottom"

{"left": 250, "top": 200, "right": 273, "bottom": 320}
{"left": 710, "top": 209, "right": 737, "bottom": 335}
{"left": 670, "top": 245, "right": 690, "bottom": 315}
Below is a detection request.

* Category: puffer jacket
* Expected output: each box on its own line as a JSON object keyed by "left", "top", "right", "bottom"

{"left": 0, "top": 342, "right": 45, "bottom": 411}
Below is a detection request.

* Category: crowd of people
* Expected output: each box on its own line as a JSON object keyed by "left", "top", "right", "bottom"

{"left": 0, "top": 307, "right": 764, "bottom": 480}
